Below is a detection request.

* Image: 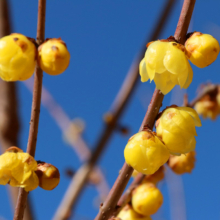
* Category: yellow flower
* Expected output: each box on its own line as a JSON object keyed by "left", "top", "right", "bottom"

{"left": 140, "top": 40, "right": 193, "bottom": 95}
{"left": 117, "top": 205, "right": 152, "bottom": 220}
{"left": 38, "top": 38, "right": 70, "bottom": 75}
{"left": 0, "top": 147, "right": 39, "bottom": 191}
{"left": 35, "top": 162, "right": 60, "bottom": 190}
{"left": 185, "top": 32, "right": 219, "bottom": 68}
{"left": 0, "top": 33, "right": 36, "bottom": 81}
{"left": 168, "top": 151, "right": 196, "bottom": 175}
{"left": 124, "top": 130, "right": 170, "bottom": 175}
{"left": 132, "top": 183, "right": 163, "bottom": 216}
{"left": 156, "top": 106, "right": 201, "bottom": 155}
{"left": 195, "top": 93, "right": 220, "bottom": 120}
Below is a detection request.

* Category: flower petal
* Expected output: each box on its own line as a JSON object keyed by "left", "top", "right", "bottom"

{"left": 139, "top": 59, "right": 149, "bottom": 82}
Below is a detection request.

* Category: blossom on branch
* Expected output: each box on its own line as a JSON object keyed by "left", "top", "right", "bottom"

{"left": 124, "top": 130, "right": 169, "bottom": 175}
{"left": 156, "top": 106, "right": 201, "bottom": 155}
{"left": 139, "top": 40, "right": 193, "bottom": 94}
{"left": 0, "top": 33, "right": 36, "bottom": 81}
{"left": 0, "top": 147, "right": 39, "bottom": 191}
{"left": 185, "top": 32, "right": 219, "bottom": 68}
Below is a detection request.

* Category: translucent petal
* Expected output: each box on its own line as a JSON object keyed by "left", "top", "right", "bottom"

{"left": 183, "top": 62, "right": 193, "bottom": 89}
{"left": 153, "top": 72, "right": 175, "bottom": 95}
{"left": 146, "top": 64, "right": 155, "bottom": 81}
{"left": 178, "top": 109, "right": 198, "bottom": 136}
{"left": 24, "top": 172, "right": 39, "bottom": 192}
{"left": 176, "top": 107, "right": 202, "bottom": 127}
{"left": 139, "top": 59, "right": 149, "bottom": 82}
{"left": 145, "top": 41, "right": 168, "bottom": 76}
{"left": 163, "top": 43, "right": 188, "bottom": 80}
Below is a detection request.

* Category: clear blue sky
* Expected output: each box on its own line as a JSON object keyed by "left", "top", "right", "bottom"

{"left": 0, "top": 0, "right": 220, "bottom": 219}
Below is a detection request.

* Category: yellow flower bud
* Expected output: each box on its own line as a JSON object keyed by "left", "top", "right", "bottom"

{"left": 156, "top": 106, "right": 201, "bottom": 155}
{"left": 0, "top": 33, "right": 36, "bottom": 81}
{"left": 168, "top": 151, "right": 196, "bottom": 175}
{"left": 0, "top": 146, "right": 39, "bottom": 191}
{"left": 35, "top": 162, "right": 60, "bottom": 190}
{"left": 142, "top": 166, "right": 165, "bottom": 185}
{"left": 195, "top": 94, "right": 220, "bottom": 120}
{"left": 132, "top": 183, "right": 163, "bottom": 216}
{"left": 124, "top": 130, "right": 170, "bottom": 175}
{"left": 38, "top": 38, "right": 70, "bottom": 75}
{"left": 117, "top": 205, "right": 152, "bottom": 220}
{"left": 185, "top": 32, "right": 219, "bottom": 68}
{"left": 140, "top": 40, "right": 193, "bottom": 94}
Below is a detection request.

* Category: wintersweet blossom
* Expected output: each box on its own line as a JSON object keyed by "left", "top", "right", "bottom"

{"left": 0, "top": 147, "right": 39, "bottom": 191}
{"left": 139, "top": 40, "right": 193, "bottom": 94}
{"left": 124, "top": 130, "right": 169, "bottom": 175}
{"left": 156, "top": 106, "right": 201, "bottom": 155}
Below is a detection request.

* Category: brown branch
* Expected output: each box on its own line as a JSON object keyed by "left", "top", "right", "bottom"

{"left": 13, "top": 0, "right": 46, "bottom": 220}
{"left": 0, "top": 0, "right": 34, "bottom": 219}
{"left": 94, "top": 1, "right": 196, "bottom": 220}
{"left": 53, "top": 1, "right": 176, "bottom": 220}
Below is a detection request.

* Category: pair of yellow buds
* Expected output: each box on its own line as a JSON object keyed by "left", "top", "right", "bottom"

{"left": 0, "top": 33, "right": 70, "bottom": 81}
{"left": 140, "top": 32, "right": 219, "bottom": 94}
{"left": 0, "top": 147, "right": 60, "bottom": 191}
{"left": 124, "top": 106, "right": 201, "bottom": 175}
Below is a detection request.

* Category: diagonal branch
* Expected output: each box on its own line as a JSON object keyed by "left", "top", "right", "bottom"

{"left": 95, "top": 0, "right": 196, "bottom": 219}
{"left": 0, "top": 0, "right": 34, "bottom": 219}
{"left": 53, "top": 1, "right": 176, "bottom": 219}
{"left": 13, "top": 0, "right": 46, "bottom": 219}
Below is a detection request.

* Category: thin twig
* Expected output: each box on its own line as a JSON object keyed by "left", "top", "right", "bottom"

{"left": 13, "top": 0, "right": 46, "bottom": 219}
{"left": 94, "top": 0, "right": 196, "bottom": 219}
{"left": 0, "top": 0, "right": 34, "bottom": 219}
{"left": 53, "top": 1, "right": 175, "bottom": 220}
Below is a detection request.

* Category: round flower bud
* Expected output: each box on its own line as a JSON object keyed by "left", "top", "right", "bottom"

{"left": 156, "top": 106, "right": 201, "bottom": 155}
{"left": 38, "top": 38, "right": 70, "bottom": 75}
{"left": 143, "top": 166, "right": 165, "bottom": 185}
{"left": 0, "top": 33, "right": 36, "bottom": 81}
{"left": 140, "top": 40, "right": 193, "bottom": 95}
{"left": 132, "top": 183, "right": 163, "bottom": 216}
{"left": 195, "top": 93, "right": 220, "bottom": 120}
{"left": 117, "top": 205, "right": 152, "bottom": 220}
{"left": 185, "top": 32, "right": 219, "bottom": 68}
{"left": 168, "top": 151, "right": 196, "bottom": 175}
{"left": 124, "top": 130, "right": 170, "bottom": 175}
{"left": 35, "top": 162, "right": 60, "bottom": 190}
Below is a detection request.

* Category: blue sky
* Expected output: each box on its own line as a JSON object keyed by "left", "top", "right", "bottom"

{"left": 0, "top": 0, "right": 220, "bottom": 219}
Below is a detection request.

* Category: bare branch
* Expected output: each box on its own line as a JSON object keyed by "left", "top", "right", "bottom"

{"left": 95, "top": 0, "right": 196, "bottom": 219}
{"left": 13, "top": 0, "right": 46, "bottom": 219}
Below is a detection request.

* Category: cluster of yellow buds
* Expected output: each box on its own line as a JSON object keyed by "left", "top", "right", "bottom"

{"left": 124, "top": 106, "right": 200, "bottom": 175}
{"left": 194, "top": 85, "right": 220, "bottom": 120}
{"left": 0, "top": 147, "right": 60, "bottom": 191}
{"left": 124, "top": 130, "right": 170, "bottom": 175}
{"left": 140, "top": 32, "right": 219, "bottom": 94}
{"left": 0, "top": 33, "right": 70, "bottom": 81}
